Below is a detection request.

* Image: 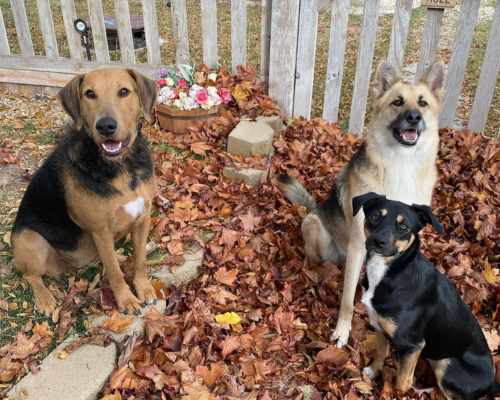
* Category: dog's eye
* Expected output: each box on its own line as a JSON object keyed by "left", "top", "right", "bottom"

{"left": 391, "top": 99, "right": 403, "bottom": 107}
{"left": 85, "top": 90, "right": 95, "bottom": 99}
{"left": 418, "top": 100, "right": 428, "bottom": 107}
{"left": 372, "top": 214, "right": 379, "bottom": 221}
{"left": 400, "top": 223, "right": 408, "bottom": 229}
{"left": 119, "top": 88, "right": 130, "bottom": 97}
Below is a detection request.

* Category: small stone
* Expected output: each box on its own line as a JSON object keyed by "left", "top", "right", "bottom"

{"left": 223, "top": 165, "right": 270, "bottom": 188}
{"left": 227, "top": 121, "right": 275, "bottom": 157}
{"left": 256, "top": 114, "right": 284, "bottom": 133}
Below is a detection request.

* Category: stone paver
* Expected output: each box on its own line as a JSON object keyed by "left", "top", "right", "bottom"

{"left": 227, "top": 121, "right": 275, "bottom": 158}
{"left": 223, "top": 165, "right": 270, "bottom": 188}
{"left": 255, "top": 115, "right": 284, "bottom": 133}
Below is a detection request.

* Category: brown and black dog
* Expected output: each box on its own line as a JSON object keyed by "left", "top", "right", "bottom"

{"left": 11, "top": 69, "right": 159, "bottom": 316}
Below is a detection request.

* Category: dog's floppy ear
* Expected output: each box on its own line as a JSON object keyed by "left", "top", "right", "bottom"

{"left": 411, "top": 204, "right": 444, "bottom": 235}
{"left": 352, "top": 192, "right": 385, "bottom": 217}
{"left": 57, "top": 75, "right": 84, "bottom": 131}
{"left": 127, "top": 69, "right": 159, "bottom": 121}
{"left": 373, "top": 59, "right": 398, "bottom": 98}
{"left": 420, "top": 60, "right": 445, "bottom": 100}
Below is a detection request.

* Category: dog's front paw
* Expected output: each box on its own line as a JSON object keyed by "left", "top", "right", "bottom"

{"left": 134, "top": 280, "right": 157, "bottom": 306}
{"left": 364, "top": 365, "right": 381, "bottom": 380}
{"left": 35, "top": 292, "right": 57, "bottom": 316}
{"left": 115, "top": 289, "right": 142, "bottom": 315}
{"left": 331, "top": 319, "right": 351, "bottom": 348}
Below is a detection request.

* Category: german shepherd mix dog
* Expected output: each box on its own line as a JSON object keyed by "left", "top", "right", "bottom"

{"left": 353, "top": 193, "right": 500, "bottom": 400}
{"left": 11, "top": 69, "right": 159, "bottom": 316}
{"left": 277, "top": 60, "right": 445, "bottom": 347}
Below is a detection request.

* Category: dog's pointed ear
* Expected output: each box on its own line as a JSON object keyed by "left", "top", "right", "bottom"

{"left": 411, "top": 204, "right": 444, "bottom": 235}
{"left": 373, "top": 59, "right": 398, "bottom": 98}
{"left": 352, "top": 192, "right": 385, "bottom": 217}
{"left": 420, "top": 60, "right": 445, "bottom": 100}
{"left": 57, "top": 75, "right": 84, "bottom": 131}
{"left": 127, "top": 69, "right": 159, "bottom": 121}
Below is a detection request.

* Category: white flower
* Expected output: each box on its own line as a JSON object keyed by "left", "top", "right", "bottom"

{"left": 179, "top": 92, "right": 188, "bottom": 100}
{"left": 183, "top": 97, "right": 199, "bottom": 111}
{"left": 211, "top": 94, "right": 221, "bottom": 106}
{"left": 166, "top": 77, "right": 175, "bottom": 87}
{"left": 173, "top": 99, "right": 184, "bottom": 109}
{"left": 208, "top": 72, "right": 217, "bottom": 82}
{"left": 160, "top": 86, "right": 170, "bottom": 95}
{"left": 207, "top": 86, "right": 217, "bottom": 96}
{"left": 201, "top": 98, "right": 215, "bottom": 110}
{"left": 190, "top": 84, "right": 203, "bottom": 93}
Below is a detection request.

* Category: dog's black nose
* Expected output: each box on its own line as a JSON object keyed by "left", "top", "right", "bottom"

{"left": 371, "top": 237, "right": 387, "bottom": 248}
{"left": 96, "top": 118, "right": 117, "bottom": 136}
{"left": 405, "top": 110, "right": 422, "bottom": 125}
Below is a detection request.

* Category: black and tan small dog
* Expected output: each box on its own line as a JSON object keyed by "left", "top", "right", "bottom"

{"left": 353, "top": 193, "right": 500, "bottom": 400}
{"left": 11, "top": 69, "right": 159, "bottom": 316}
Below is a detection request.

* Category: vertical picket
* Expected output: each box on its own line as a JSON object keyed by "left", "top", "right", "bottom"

{"left": 142, "top": 0, "right": 162, "bottom": 66}
{"left": 231, "top": 0, "right": 247, "bottom": 73}
{"left": 260, "top": 0, "right": 272, "bottom": 77}
{"left": 0, "top": 7, "right": 10, "bottom": 55}
{"left": 201, "top": 0, "right": 218, "bottom": 69}
{"left": 10, "top": 0, "right": 34, "bottom": 57}
{"left": 348, "top": 0, "right": 381, "bottom": 136}
{"left": 293, "top": 0, "right": 319, "bottom": 119}
{"left": 439, "top": 0, "right": 480, "bottom": 128}
{"left": 114, "top": 0, "right": 135, "bottom": 65}
{"left": 87, "top": 0, "right": 110, "bottom": 62}
{"left": 60, "top": 0, "right": 83, "bottom": 60}
{"left": 171, "top": 0, "right": 190, "bottom": 65}
{"left": 36, "top": 0, "right": 59, "bottom": 58}
{"left": 414, "top": 8, "right": 444, "bottom": 83}
{"left": 468, "top": 4, "right": 500, "bottom": 133}
{"left": 323, "top": 0, "right": 350, "bottom": 123}
{"left": 387, "top": 0, "right": 413, "bottom": 77}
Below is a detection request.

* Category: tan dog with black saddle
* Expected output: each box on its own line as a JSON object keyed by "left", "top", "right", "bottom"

{"left": 277, "top": 60, "right": 445, "bottom": 347}
{"left": 11, "top": 69, "right": 159, "bottom": 315}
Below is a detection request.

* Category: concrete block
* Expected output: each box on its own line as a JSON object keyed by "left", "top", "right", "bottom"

{"left": 256, "top": 114, "right": 284, "bottom": 133}
{"left": 148, "top": 243, "right": 203, "bottom": 288}
{"left": 8, "top": 337, "right": 117, "bottom": 400}
{"left": 227, "top": 121, "right": 275, "bottom": 158}
{"left": 223, "top": 165, "right": 270, "bottom": 188}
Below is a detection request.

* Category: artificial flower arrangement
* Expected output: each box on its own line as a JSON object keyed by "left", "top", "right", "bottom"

{"left": 156, "top": 64, "right": 231, "bottom": 111}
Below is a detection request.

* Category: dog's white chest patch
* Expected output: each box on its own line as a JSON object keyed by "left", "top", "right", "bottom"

{"left": 124, "top": 197, "right": 145, "bottom": 218}
{"left": 362, "top": 256, "right": 389, "bottom": 332}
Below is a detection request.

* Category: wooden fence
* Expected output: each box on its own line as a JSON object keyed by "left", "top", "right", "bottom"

{"left": 0, "top": 0, "right": 498, "bottom": 136}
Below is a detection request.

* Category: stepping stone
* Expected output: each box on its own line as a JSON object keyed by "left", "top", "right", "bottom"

{"left": 255, "top": 115, "right": 284, "bottom": 133}
{"left": 227, "top": 121, "right": 275, "bottom": 158}
{"left": 223, "top": 165, "right": 270, "bottom": 188}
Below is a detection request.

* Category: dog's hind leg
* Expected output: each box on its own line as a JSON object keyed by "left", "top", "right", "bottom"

{"left": 12, "top": 230, "right": 66, "bottom": 316}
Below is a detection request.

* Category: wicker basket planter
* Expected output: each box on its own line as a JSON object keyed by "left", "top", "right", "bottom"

{"left": 156, "top": 104, "right": 221, "bottom": 134}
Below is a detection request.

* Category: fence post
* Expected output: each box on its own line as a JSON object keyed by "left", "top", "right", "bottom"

{"left": 268, "top": 0, "right": 300, "bottom": 116}
{"left": 260, "top": 0, "right": 272, "bottom": 77}
{"left": 142, "top": 0, "right": 162, "bottom": 66}
{"left": 387, "top": 0, "right": 413, "bottom": 78}
{"left": 114, "top": 0, "right": 136, "bottom": 65}
{"left": 60, "top": 0, "right": 83, "bottom": 60}
{"left": 414, "top": 8, "right": 444, "bottom": 83}
{"left": 171, "top": 0, "right": 190, "bottom": 65}
{"left": 10, "top": 0, "right": 34, "bottom": 57}
{"left": 231, "top": 0, "right": 247, "bottom": 73}
{"left": 348, "top": 0, "right": 381, "bottom": 136}
{"left": 0, "top": 7, "right": 10, "bottom": 55}
{"left": 468, "top": 3, "right": 500, "bottom": 133}
{"left": 36, "top": 0, "right": 59, "bottom": 59}
{"left": 293, "top": 0, "right": 319, "bottom": 119}
{"left": 87, "top": 0, "right": 110, "bottom": 62}
{"left": 439, "top": 0, "right": 480, "bottom": 128}
{"left": 201, "top": 0, "right": 218, "bottom": 69}
{"left": 323, "top": 0, "right": 350, "bottom": 123}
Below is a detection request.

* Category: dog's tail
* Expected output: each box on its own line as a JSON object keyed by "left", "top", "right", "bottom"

{"left": 489, "top": 380, "right": 500, "bottom": 396}
{"left": 276, "top": 174, "right": 317, "bottom": 213}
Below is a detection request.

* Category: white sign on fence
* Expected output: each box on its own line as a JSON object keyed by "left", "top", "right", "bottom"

{"left": 421, "top": 0, "right": 457, "bottom": 8}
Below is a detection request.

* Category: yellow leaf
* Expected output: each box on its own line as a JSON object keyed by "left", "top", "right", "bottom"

{"left": 103, "top": 311, "right": 134, "bottom": 333}
{"left": 215, "top": 312, "right": 242, "bottom": 325}
{"left": 482, "top": 259, "right": 500, "bottom": 285}
{"left": 54, "top": 348, "right": 69, "bottom": 359}
{"left": 231, "top": 84, "right": 248, "bottom": 102}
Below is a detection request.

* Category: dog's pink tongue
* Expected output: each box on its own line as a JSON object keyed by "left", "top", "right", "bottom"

{"left": 103, "top": 140, "right": 120, "bottom": 150}
{"left": 400, "top": 130, "right": 418, "bottom": 141}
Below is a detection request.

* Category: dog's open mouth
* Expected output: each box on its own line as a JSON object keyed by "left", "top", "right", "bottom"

{"left": 392, "top": 128, "right": 419, "bottom": 146}
{"left": 101, "top": 136, "right": 131, "bottom": 157}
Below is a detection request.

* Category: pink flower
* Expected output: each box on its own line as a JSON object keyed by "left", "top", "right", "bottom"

{"left": 195, "top": 90, "right": 209, "bottom": 104}
{"left": 218, "top": 88, "right": 231, "bottom": 103}
{"left": 172, "top": 92, "right": 179, "bottom": 100}
{"left": 177, "top": 80, "right": 189, "bottom": 88}
{"left": 157, "top": 79, "right": 167, "bottom": 86}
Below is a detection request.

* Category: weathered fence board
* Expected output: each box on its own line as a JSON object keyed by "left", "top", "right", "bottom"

{"left": 348, "top": 0, "right": 381, "bottom": 136}
{"left": 142, "top": 0, "right": 162, "bottom": 66}
{"left": 201, "top": 0, "right": 218, "bottom": 69}
{"left": 414, "top": 8, "right": 444, "bottom": 83}
{"left": 268, "top": 0, "right": 300, "bottom": 116}
{"left": 260, "top": 0, "right": 272, "bottom": 77}
{"left": 0, "top": 68, "right": 72, "bottom": 87}
{"left": 293, "top": 0, "right": 319, "bottom": 119}
{"left": 114, "top": 0, "right": 135, "bottom": 65}
{"left": 231, "top": 0, "right": 247, "bottom": 73}
{"left": 60, "top": 0, "right": 83, "bottom": 60}
{"left": 439, "top": 0, "right": 481, "bottom": 128}
{"left": 171, "top": 0, "right": 190, "bottom": 65}
{"left": 10, "top": 0, "right": 34, "bottom": 57}
{"left": 36, "top": 0, "right": 59, "bottom": 59}
{"left": 468, "top": 3, "right": 500, "bottom": 133}
{"left": 322, "top": 0, "right": 350, "bottom": 123}
{"left": 0, "top": 7, "right": 10, "bottom": 55}
{"left": 387, "top": 0, "right": 413, "bottom": 77}
{"left": 87, "top": 0, "right": 110, "bottom": 62}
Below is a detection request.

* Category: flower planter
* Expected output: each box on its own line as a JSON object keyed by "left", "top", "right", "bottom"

{"left": 156, "top": 103, "right": 221, "bottom": 134}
